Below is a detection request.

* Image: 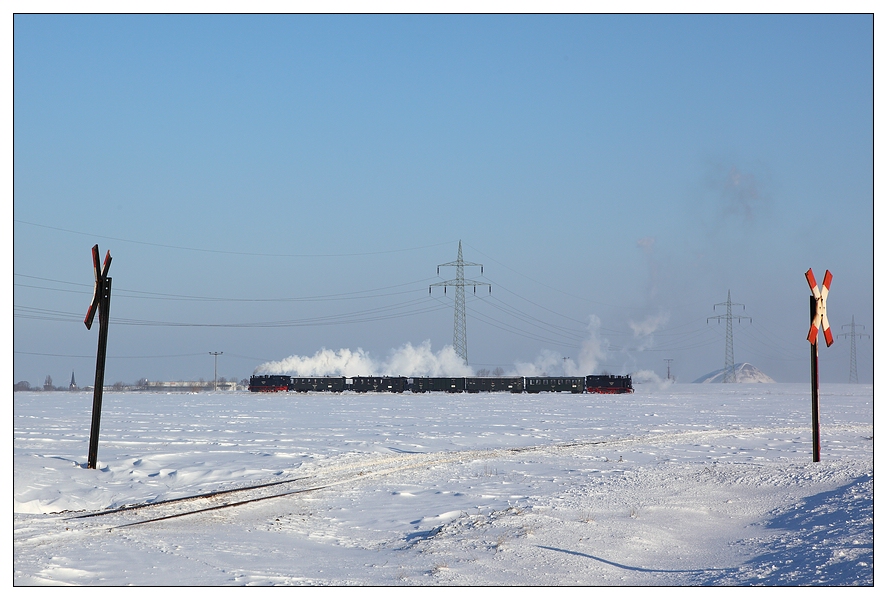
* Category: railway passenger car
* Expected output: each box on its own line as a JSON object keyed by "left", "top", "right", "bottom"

{"left": 585, "top": 374, "right": 634, "bottom": 394}
{"left": 289, "top": 376, "right": 347, "bottom": 392}
{"left": 349, "top": 376, "right": 407, "bottom": 393}
{"left": 465, "top": 377, "right": 524, "bottom": 393}
{"left": 524, "top": 376, "right": 585, "bottom": 393}
{"left": 410, "top": 377, "right": 466, "bottom": 393}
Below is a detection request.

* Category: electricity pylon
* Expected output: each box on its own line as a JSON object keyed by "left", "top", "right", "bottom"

{"left": 430, "top": 240, "right": 488, "bottom": 364}
{"left": 708, "top": 290, "right": 750, "bottom": 383}
{"left": 839, "top": 316, "right": 869, "bottom": 383}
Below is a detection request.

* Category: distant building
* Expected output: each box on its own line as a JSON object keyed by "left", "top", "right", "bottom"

{"left": 50, "top": 380, "right": 246, "bottom": 393}
{"left": 138, "top": 380, "right": 242, "bottom": 392}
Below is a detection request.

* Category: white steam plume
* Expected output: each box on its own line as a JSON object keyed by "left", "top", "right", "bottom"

{"left": 630, "top": 237, "right": 671, "bottom": 351}
{"left": 631, "top": 369, "right": 674, "bottom": 390}
{"left": 512, "top": 315, "right": 609, "bottom": 376}
{"left": 383, "top": 341, "right": 472, "bottom": 376}
{"left": 628, "top": 309, "right": 670, "bottom": 351}
{"left": 255, "top": 340, "right": 474, "bottom": 377}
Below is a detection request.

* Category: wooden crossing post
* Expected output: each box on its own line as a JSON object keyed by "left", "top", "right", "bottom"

{"left": 809, "top": 294, "right": 821, "bottom": 462}
{"left": 85, "top": 245, "right": 112, "bottom": 469}
{"left": 805, "top": 268, "right": 833, "bottom": 463}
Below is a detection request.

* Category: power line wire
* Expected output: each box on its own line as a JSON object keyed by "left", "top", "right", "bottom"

{"left": 14, "top": 350, "right": 210, "bottom": 359}
{"left": 462, "top": 242, "right": 630, "bottom": 309}
{"left": 14, "top": 296, "right": 450, "bottom": 328}
{"left": 14, "top": 219, "right": 456, "bottom": 258}
{"left": 14, "top": 273, "right": 438, "bottom": 302}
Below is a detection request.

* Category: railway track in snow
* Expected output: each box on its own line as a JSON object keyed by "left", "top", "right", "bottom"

{"left": 58, "top": 425, "right": 837, "bottom": 530}
{"left": 60, "top": 456, "right": 452, "bottom": 530}
{"left": 60, "top": 437, "right": 617, "bottom": 530}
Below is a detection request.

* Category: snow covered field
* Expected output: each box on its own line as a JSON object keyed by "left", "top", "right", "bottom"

{"left": 13, "top": 383, "right": 873, "bottom": 586}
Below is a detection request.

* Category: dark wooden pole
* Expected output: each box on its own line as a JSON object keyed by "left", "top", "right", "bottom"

{"left": 87, "top": 276, "right": 112, "bottom": 469}
{"left": 810, "top": 294, "right": 821, "bottom": 463}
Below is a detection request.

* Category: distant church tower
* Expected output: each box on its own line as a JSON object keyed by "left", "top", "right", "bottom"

{"left": 69, "top": 371, "right": 77, "bottom": 391}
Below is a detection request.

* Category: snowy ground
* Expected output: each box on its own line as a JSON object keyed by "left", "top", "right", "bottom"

{"left": 13, "top": 383, "right": 874, "bottom": 586}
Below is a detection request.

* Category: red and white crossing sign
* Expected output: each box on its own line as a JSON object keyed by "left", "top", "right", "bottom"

{"left": 805, "top": 268, "right": 833, "bottom": 347}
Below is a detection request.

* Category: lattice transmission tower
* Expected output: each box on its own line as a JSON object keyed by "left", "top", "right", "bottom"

{"left": 839, "top": 316, "right": 869, "bottom": 383}
{"left": 430, "top": 241, "right": 488, "bottom": 364}
{"left": 708, "top": 290, "right": 751, "bottom": 383}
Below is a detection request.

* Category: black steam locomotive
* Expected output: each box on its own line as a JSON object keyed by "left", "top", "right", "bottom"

{"left": 249, "top": 374, "right": 633, "bottom": 394}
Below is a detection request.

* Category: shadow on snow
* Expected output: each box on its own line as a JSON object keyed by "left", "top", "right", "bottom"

{"left": 538, "top": 474, "right": 872, "bottom": 586}
{"left": 697, "top": 474, "right": 873, "bottom": 586}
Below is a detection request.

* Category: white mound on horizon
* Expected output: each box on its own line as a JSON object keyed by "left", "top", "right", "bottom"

{"left": 693, "top": 362, "right": 776, "bottom": 383}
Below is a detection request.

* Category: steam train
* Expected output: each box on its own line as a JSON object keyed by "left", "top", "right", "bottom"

{"left": 248, "top": 374, "right": 634, "bottom": 394}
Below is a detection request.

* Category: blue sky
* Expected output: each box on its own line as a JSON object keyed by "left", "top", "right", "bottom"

{"left": 13, "top": 14, "right": 873, "bottom": 385}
